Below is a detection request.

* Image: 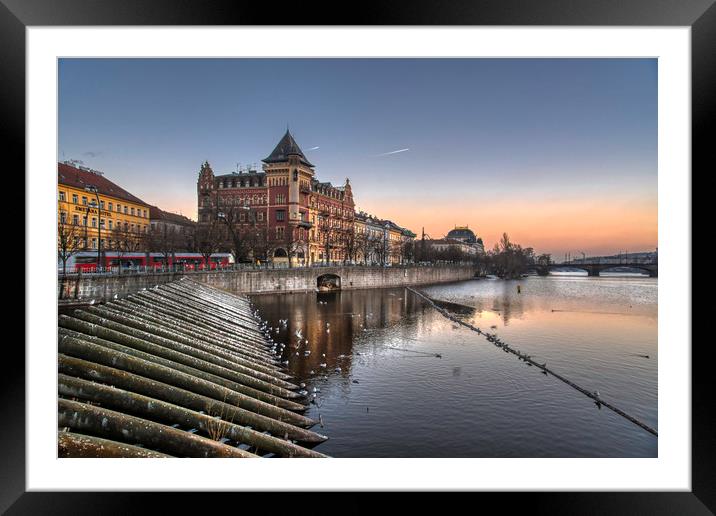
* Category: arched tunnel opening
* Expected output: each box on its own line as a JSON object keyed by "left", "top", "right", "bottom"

{"left": 317, "top": 273, "right": 341, "bottom": 292}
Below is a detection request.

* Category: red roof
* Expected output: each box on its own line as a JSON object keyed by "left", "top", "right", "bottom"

{"left": 58, "top": 162, "right": 149, "bottom": 207}
{"left": 149, "top": 205, "right": 196, "bottom": 226}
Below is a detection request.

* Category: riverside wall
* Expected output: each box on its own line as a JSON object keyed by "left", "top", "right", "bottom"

{"left": 58, "top": 265, "right": 476, "bottom": 303}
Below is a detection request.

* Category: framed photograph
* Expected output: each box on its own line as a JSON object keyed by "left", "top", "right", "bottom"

{"left": 8, "top": 0, "right": 712, "bottom": 513}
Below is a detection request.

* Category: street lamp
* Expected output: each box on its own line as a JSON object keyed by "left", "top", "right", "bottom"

{"left": 85, "top": 185, "right": 101, "bottom": 271}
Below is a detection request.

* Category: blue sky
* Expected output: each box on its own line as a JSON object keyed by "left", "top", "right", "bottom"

{"left": 58, "top": 58, "right": 657, "bottom": 256}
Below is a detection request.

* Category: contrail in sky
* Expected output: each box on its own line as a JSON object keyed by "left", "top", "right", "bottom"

{"left": 377, "top": 148, "right": 410, "bottom": 156}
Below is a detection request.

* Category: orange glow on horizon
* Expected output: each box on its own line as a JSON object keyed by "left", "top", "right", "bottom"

{"left": 149, "top": 192, "right": 657, "bottom": 258}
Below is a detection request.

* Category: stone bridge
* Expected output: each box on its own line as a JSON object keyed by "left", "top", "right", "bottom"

{"left": 531, "top": 262, "right": 658, "bottom": 277}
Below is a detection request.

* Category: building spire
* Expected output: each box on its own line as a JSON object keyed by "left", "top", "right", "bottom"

{"left": 262, "top": 129, "right": 314, "bottom": 167}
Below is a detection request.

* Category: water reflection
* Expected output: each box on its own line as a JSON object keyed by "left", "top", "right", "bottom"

{"left": 249, "top": 276, "right": 657, "bottom": 458}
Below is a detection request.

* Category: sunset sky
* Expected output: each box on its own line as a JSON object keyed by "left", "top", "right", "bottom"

{"left": 58, "top": 58, "right": 657, "bottom": 257}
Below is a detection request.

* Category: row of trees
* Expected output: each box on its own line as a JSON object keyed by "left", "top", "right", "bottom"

{"left": 59, "top": 210, "right": 551, "bottom": 278}
{"left": 482, "top": 233, "right": 552, "bottom": 278}
{"left": 57, "top": 219, "right": 200, "bottom": 274}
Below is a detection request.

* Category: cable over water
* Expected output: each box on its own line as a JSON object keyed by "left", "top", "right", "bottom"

{"left": 406, "top": 287, "right": 658, "bottom": 437}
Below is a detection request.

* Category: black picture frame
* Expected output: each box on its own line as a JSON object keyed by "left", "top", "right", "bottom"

{"left": 5, "top": 0, "right": 712, "bottom": 513}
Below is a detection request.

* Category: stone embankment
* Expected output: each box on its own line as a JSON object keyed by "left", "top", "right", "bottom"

{"left": 58, "top": 264, "right": 477, "bottom": 303}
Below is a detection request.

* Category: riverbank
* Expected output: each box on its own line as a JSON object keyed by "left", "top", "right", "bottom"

{"left": 58, "top": 264, "right": 477, "bottom": 303}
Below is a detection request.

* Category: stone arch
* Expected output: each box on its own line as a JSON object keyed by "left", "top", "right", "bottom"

{"left": 317, "top": 273, "right": 341, "bottom": 292}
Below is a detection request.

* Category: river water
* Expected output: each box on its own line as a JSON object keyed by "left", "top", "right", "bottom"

{"left": 249, "top": 275, "right": 657, "bottom": 457}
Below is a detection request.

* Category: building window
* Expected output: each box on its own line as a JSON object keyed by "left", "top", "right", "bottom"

{"left": 143, "top": 209, "right": 147, "bottom": 218}
{"left": 124, "top": 206, "right": 128, "bottom": 214}
{"left": 108, "top": 220, "right": 113, "bottom": 230}
{"left": 257, "top": 212, "right": 264, "bottom": 222}
{"left": 131, "top": 207, "right": 135, "bottom": 216}
{"left": 60, "top": 212, "right": 67, "bottom": 224}
{"left": 276, "top": 210, "right": 285, "bottom": 221}
{"left": 91, "top": 217, "right": 97, "bottom": 228}
{"left": 276, "top": 227, "right": 284, "bottom": 239}
{"left": 59, "top": 191, "right": 66, "bottom": 202}
{"left": 72, "top": 214, "right": 79, "bottom": 225}
{"left": 275, "top": 194, "right": 285, "bottom": 204}
{"left": 100, "top": 200, "right": 105, "bottom": 210}
{"left": 82, "top": 196, "right": 88, "bottom": 205}
{"left": 239, "top": 213, "right": 245, "bottom": 222}
{"left": 108, "top": 202, "right": 113, "bottom": 211}
{"left": 72, "top": 193, "right": 78, "bottom": 204}
{"left": 117, "top": 204, "right": 121, "bottom": 212}
{"left": 91, "top": 238, "right": 97, "bottom": 249}
{"left": 100, "top": 219, "right": 105, "bottom": 229}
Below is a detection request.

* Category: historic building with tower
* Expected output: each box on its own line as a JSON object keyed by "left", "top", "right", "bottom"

{"left": 197, "top": 130, "right": 357, "bottom": 266}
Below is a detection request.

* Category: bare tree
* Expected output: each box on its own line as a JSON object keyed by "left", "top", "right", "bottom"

{"left": 355, "top": 230, "right": 370, "bottom": 265}
{"left": 110, "top": 224, "right": 146, "bottom": 273}
{"left": 194, "top": 219, "right": 222, "bottom": 270}
{"left": 57, "top": 219, "right": 84, "bottom": 275}
{"left": 370, "top": 234, "right": 387, "bottom": 266}
{"left": 148, "top": 223, "right": 182, "bottom": 270}
{"left": 342, "top": 222, "right": 358, "bottom": 265}
{"left": 58, "top": 218, "right": 85, "bottom": 299}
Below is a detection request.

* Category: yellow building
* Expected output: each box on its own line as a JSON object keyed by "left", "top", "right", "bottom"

{"left": 58, "top": 162, "right": 151, "bottom": 257}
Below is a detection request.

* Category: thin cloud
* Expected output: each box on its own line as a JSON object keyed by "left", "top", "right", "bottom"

{"left": 376, "top": 148, "right": 410, "bottom": 157}
{"left": 307, "top": 146, "right": 320, "bottom": 151}
{"left": 83, "top": 151, "right": 103, "bottom": 158}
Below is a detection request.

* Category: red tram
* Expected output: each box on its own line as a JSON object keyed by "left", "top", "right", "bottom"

{"left": 60, "top": 251, "right": 233, "bottom": 273}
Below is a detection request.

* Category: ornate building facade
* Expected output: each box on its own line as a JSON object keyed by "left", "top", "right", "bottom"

{"left": 197, "top": 130, "right": 356, "bottom": 265}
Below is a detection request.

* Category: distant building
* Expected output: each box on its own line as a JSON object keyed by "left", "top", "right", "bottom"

{"left": 354, "top": 211, "right": 415, "bottom": 265}
{"left": 424, "top": 238, "right": 479, "bottom": 257}
{"left": 446, "top": 225, "right": 485, "bottom": 255}
{"left": 149, "top": 206, "right": 196, "bottom": 232}
{"left": 149, "top": 206, "right": 196, "bottom": 252}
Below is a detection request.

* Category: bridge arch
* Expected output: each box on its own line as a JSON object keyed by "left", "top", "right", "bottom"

{"left": 599, "top": 266, "right": 655, "bottom": 277}
{"left": 316, "top": 273, "right": 341, "bottom": 292}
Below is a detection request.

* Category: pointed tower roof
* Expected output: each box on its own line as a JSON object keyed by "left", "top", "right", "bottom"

{"left": 262, "top": 130, "right": 314, "bottom": 167}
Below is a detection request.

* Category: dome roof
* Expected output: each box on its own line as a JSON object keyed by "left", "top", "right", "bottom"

{"left": 446, "top": 226, "right": 477, "bottom": 243}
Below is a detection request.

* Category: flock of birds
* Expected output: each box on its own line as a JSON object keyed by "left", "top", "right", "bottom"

{"left": 252, "top": 302, "right": 377, "bottom": 408}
